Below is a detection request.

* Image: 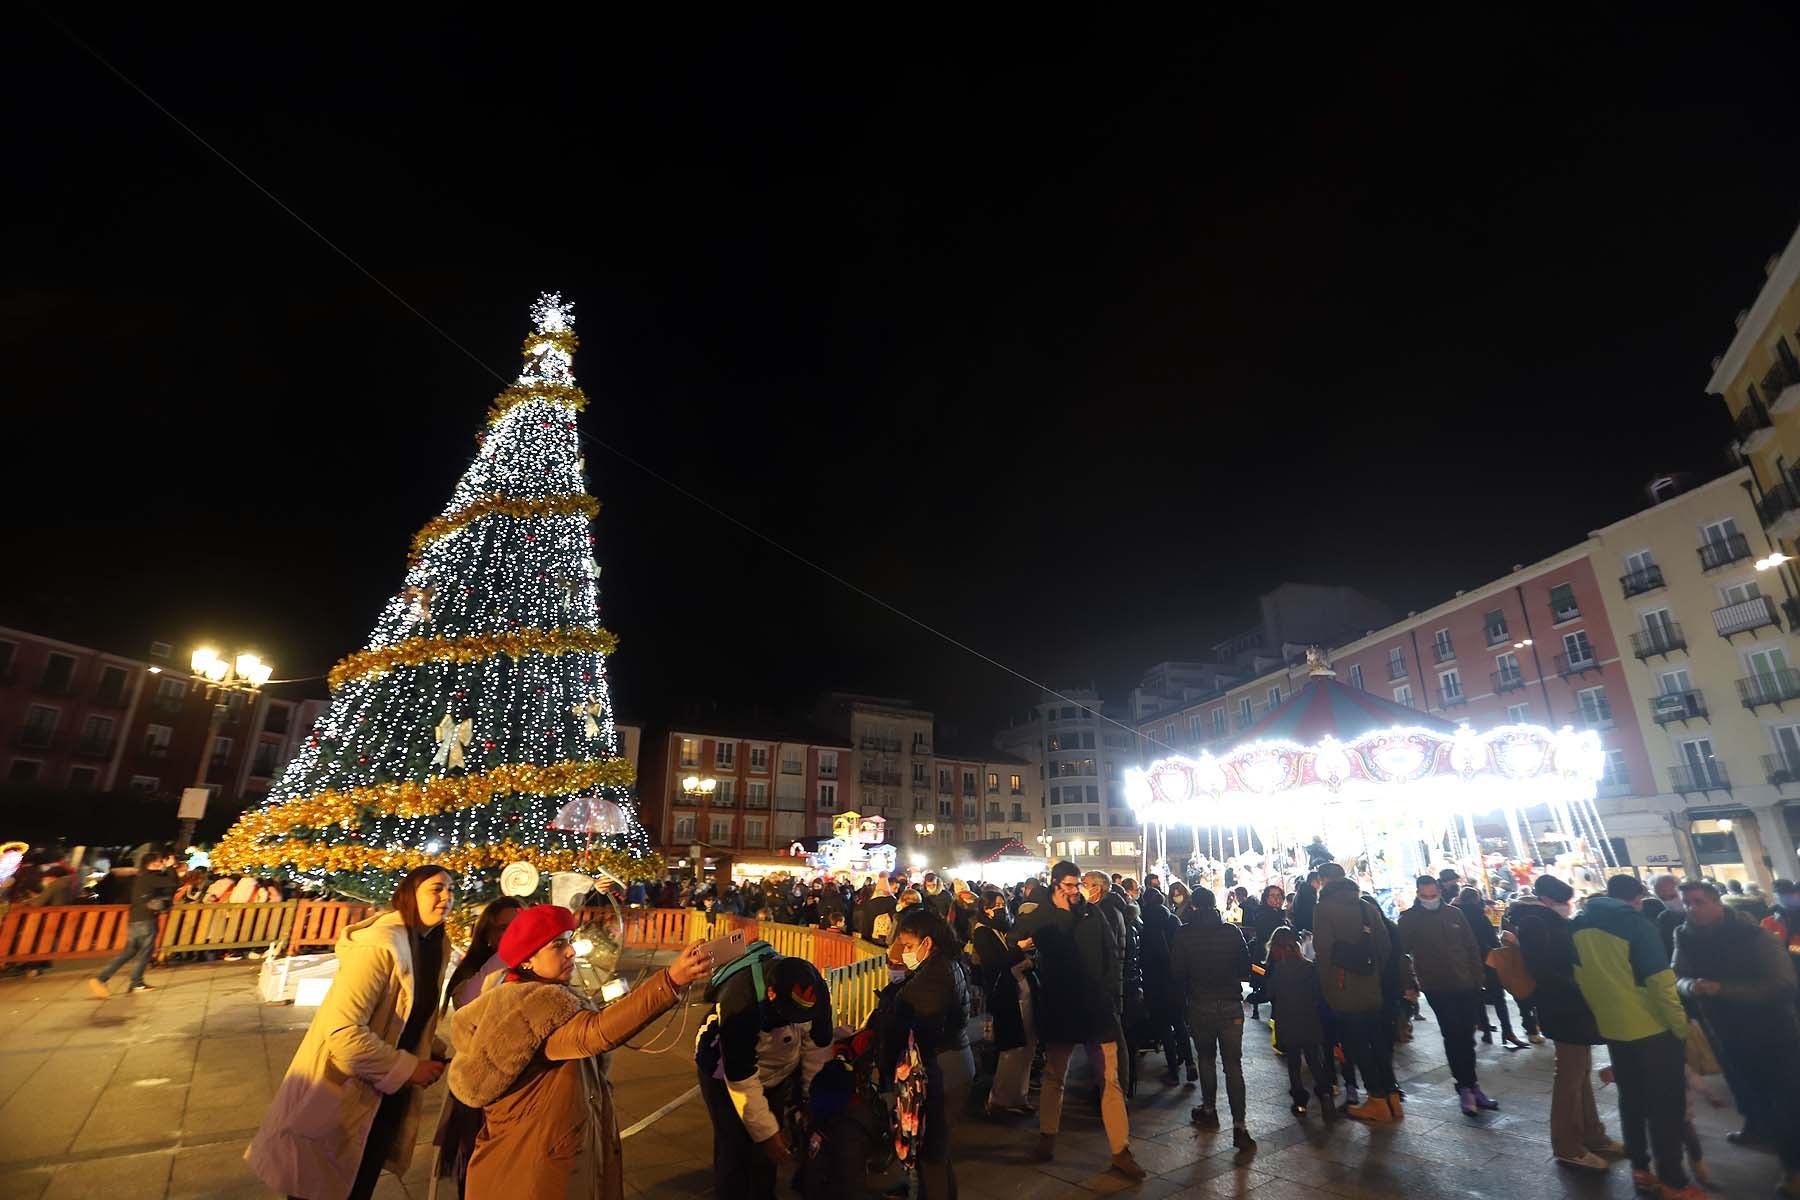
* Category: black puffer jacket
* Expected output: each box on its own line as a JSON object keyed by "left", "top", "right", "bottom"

{"left": 1097, "top": 891, "right": 1141, "bottom": 1022}
{"left": 1014, "top": 900, "right": 1110, "bottom": 1044}
{"left": 1506, "top": 897, "right": 1599, "bottom": 1045}
{"left": 1077, "top": 900, "right": 1124, "bottom": 1025}
{"left": 1138, "top": 890, "right": 1180, "bottom": 1025}
{"left": 875, "top": 951, "right": 970, "bottom": 1083}
{"left": 1168, "top": 907, "right": 1250, "bottom": 1025}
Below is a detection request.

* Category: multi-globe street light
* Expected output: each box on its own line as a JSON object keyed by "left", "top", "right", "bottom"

{"left": 179, "top": 647, "right": 274, "bottom": 851}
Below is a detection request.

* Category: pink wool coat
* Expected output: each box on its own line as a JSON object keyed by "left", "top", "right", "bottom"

{"left": 246, "top": 912, "right": 447, "bottom": 1199}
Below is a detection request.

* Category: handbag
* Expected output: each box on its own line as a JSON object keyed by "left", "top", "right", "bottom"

{"left": 1486, "top": 943, "right": 1536, "bottom": 1000}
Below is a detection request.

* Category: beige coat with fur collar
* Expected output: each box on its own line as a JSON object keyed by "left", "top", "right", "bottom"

{"left": 247, "top": 911, "right": 447, "bottom": 1199}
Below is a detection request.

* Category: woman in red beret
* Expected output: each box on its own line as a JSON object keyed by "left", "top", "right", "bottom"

{"left": 448, "top": 904, "right": 712, "bottom": 1199}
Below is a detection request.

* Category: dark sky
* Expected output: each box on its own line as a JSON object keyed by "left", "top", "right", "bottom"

{"left": 6, "top": 12, "right": 1800, "bottom": 736}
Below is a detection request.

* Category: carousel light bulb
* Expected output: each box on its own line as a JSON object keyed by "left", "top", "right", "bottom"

{"left": 572, "top": 937, "right": 594, "bottom": 956}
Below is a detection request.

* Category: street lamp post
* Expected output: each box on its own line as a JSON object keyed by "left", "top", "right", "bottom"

{"left": 181, "top": 647, "right": 274, "bottom": 853}
{"left": 1036, "top": 830, "right": 1053, "bottom": 869}
{"left": 683, "top": 775, "right": 717, "bottom": 882}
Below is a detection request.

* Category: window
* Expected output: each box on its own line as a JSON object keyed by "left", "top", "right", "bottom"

{"left": 937, "top": 768, "right": 952, "bottom": 792}
{"left": 1562, "top": 630, "right": 1595, "bottom": 665}
{"left": 1266, "top": 686, "right": 1281, "bottom": 710}
{"left": 679, "top": 737, "right": 700, "bottom": 767}
{"left": 1659, "top": 668, "right": 1692, "bottom": 695}
{"left": 748, "top": 745, "right": 768, "bottom": 772}
{"left": 68, "top": 765, "right": 98, "bottom": 792}
{"left": 818, "top": 782, "right": 837, "bottom": 811}
{"left": 1506, "top": 702, "right": 1531, "bottom": 723}
{"left": 1749, "top": 646, "right": 1791, "bottom": 688}
{"left": 79, "top": 714, "right": 115, "bottom": 751}
{"left": 817, "top": 750, "right": 836, "bottom": 778}
{"left": 1549, "top": 583, "right": 1580, "bottom": 621}
{"left": 145, "top": 723, "right": 174, "bottom": 755}
{"left": 1187, "top": 714, "right": 1203, "bottom": 742}
{"left": 744, "top": 818, "right": 766, "bottom": 846}
{"left": 1060, "top": 706, "right": 1076, "bottom": 720}
{"left": 714, "top": 779, "right": 734, "bottom": 805}
{"left": 154, "top": 675, "right": 187, "bottom": 712}
{"left": 1110, "top": 840, "right": 1137, "bottom": 856}
{"left": 1680, "top": 738, "right": 1716, "bottom": 774}
{"left": 1774, "top": 724, "right": 1800, "bottom": 771}
{"left": 95, "top": 665, "right": 128, "bottom": 705}
{"left": 252, "top": 742, "right": 279, "bottom": 777}
{"left": 1495, "top": 651, "right": 1521, "bottom": 683}
{"left": 1211, "top": 708, "right": 1227, "bottom": 736}
{"left": 1085, "top": 784, "right": 1099, "bottom": 804}
{"left": 913, "top": 731, "right": 929, "bottom": 752}
{"left": 961, "top": 770, "right": 977, "bottom": 795}
{"left": 1388, "top": 647, "right": 1406, "bottom": 679}
{"left": 263, "top": 705, "right": 290, "bottom": 735}
{"left": 20, "top": 704, "right": 58, "bottom": 747}
{"left": 38, "top": 652, "right": 75, "bottom": 693}
{"left": 963, "top": 799, "right": 977, "bottom": 822}
{"left": 673, "top": 814, "right": 696, "bottom": 841}
{"left": 1577, "top": 686, "right": 1611, "bottom": 726}
{"left": 8, "top": 759, "right": 40, "bottom": 784}
{"left": 1347, "top": 663, "right": 1364, "bottom": 690}
{"left": 938, "top": 797, "right": 952, "bottom": 817}
{"left": 987, "top": 771, "right": 1000, "bottom": 792}
{"left": 1393, "top": 684, "right": 1413, "bottom": 708}
{"left": 746, "top": 780, "right": 768, "bottom": 808}
{"left": 1104, "top": 759, "right": 1120, "bottom": 778}
{"left": 709, "top": 818, "right": 731, "bottom": 843}
{"left": 714, "top": 741, "right": 735, "bottom": 769}
{"left": 1051, "top": 814, "right": 1063, "bottom": 828}
{"left": 1236, "top": 698, "right": 1252, "bottom": 724}
{"left": 1484, "top": 609, "right": 1509, "bottom": 644}
{"left": 774, "top": 812, "right": 802, "bottom": 841}
{"left": 1008, "top": 774, "right": 1021, "bottom": 795}
{"left": 1438, "top": 670, "right": 1464, "bottom": 703}
{"left": 1433, "top": 628, "right": 1454, "bottom": 661}
{"left": 912, "top": 762, "right": 927, "bottom": 785}
{"left": 1625, "top": 549, "right": 1656, "bottom": 575}
{"left": 1163, "top": 724, "right": 1176, "bottom": 745}
{"left": 129, "top": 775, "right": 160, "bottom": 794}
{"left": 209, "top": 736, "right": 233, "bottom": 767}
{"left": 1602, "top": 749, "right": 1629, "bottom": 789}
{"left": 1083, "top": 813, "right": 1098, "bottom": 826}
{"left": 1703, "top": 517, "right": 1741, "bottom": 547}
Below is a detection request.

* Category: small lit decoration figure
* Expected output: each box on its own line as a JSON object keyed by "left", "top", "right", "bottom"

{"left": 432, "top": 711, "right": 473, "bottom": 770}
{"left": 571, "top": 700, "right": 602, "bottom": 739}
{"left": 401, "top": 585, "right": 436, "bottom": 625}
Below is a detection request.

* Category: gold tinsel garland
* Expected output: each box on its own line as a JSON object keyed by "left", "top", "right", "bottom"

{"left": 524, "top": 329, "right": 578, "bottom": 357}
{"left": 219, "top": 837, "right": 663, "bottom": 890}
{"left": 409, "top": 492, "right": 600, "bottom": 557}
{"left": 328, "top": 625, "right": 617, "bottom": 690}
{"left": 214, "top": 757, "right": 639, "bottom": 852}
{"left": 486, "top": 382, "right": 589, "bottom": 425}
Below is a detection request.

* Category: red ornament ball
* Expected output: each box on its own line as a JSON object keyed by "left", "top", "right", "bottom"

{"left": 357, "top": 755, "right": 369, "bottom": 765}
{"left": 483, "top": 740, "right": 496, "bottom": 751}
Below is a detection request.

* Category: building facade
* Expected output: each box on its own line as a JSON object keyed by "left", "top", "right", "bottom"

{"left": 815, "top": 693, "right": 936, "bottom": 851}
{"left": 997, "top": 688, "right": 1142, "bottom": 878}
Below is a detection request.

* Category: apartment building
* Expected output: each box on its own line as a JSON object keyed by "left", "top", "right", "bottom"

{"left": 0, "top": 628, "right": 148, "bottom": 793}
{"left": 637, "top": 720, "right": 854, "bottom": 869}
{"left": 996, "top": 688, "right": 1142, "bottom": 878}
{"left": 926, "top": 738, "right": 1036, "bottom": 851}
{"left": 815, "top": 693, "right": 935, "bottom": 849}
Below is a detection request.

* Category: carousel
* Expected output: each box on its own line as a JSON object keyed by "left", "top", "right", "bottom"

{"left": 1125, "top": 649, "right": 1616, "bottom": 905}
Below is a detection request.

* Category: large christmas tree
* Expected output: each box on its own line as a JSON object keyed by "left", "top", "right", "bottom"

{"left": 216, "top": 293, "right": 661, "bottom": 901}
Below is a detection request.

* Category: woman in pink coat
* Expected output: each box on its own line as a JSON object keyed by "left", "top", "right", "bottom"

{"left": 247, "top": 866, "right": 455, "bottom": 1200}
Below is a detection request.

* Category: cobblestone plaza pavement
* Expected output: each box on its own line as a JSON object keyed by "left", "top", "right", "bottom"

{"left": 0, "top": 960, "right": 1787, "bottom": 1198}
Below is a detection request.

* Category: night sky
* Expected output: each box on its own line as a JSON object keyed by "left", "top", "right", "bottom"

{"left": 6, "top": 12, "right": 1800, "bottom": 736}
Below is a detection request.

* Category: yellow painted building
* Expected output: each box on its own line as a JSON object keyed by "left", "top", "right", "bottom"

{"left": 1588, "top": 468, "right": 1800, "bottom": 887}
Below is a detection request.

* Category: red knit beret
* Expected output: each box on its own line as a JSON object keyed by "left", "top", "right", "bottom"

{"left": 497, "top": 904, "right": 575, "bottom": 969}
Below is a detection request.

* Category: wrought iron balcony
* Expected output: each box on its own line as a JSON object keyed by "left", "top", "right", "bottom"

{"left": 1739, "top": 668, "right": 1800, "bottom": 710}
{"left": 1630, "top": 623, "right": 1686, "bottom": 660}
{"left": 1387, "top": 658, "right": 1407, "bottom": 681}
{"left": 1491, "top": 668, "right": 1526, "bottom": 694}
{"left": 1768, "top": 359, "right": 1800, "bottom": 415}
{"left": 1713, "top": 595, "right": 1780, "bottom": 639}
{"left": 1698, "top": 533, "right": 1753, "bottom": 571}
{"left": 859, "top": 769, "right": 902, "bottom": 786}
{"left": 1553, "top": 651, "right": 1601, "bottom": 679}
{"left": 74, "top": 736, "right": 115, "bottom": 759}
{"left": 1766, "top": 750, "right": 1800, "bottom": 788}
{"left": 816, "top": 763, "right": 837, "bottom": 779}
{"left": 1432, "top": 640, "right": 1456, "bottom": 665}
{"left": 1649, "top": 689, "right": 1707, "bottom": 726}
{"left": 1735, "top": 395, "right": 1774, "bottom": 441}
{"left": 859, "top": 736, "right": 901, "bottom": 753}
{"left": 1436, "top": 685, "right": 1468, "bottom": 709}
{"left": 1619, "top": 566, "right": 1666, "bottom": 598}
{"left": 1758, "top": 480, "right": 1800, "bottom": 530}
{"left": 1670, "top": 762, "right": 1731, "bottom": 795}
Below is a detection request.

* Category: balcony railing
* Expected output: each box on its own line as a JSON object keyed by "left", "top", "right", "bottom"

{"left": 1670, "top": 762, "right": 1731, "bottom": 795}
{"left": 859, "top": 769, "right": 901, "bottom": 786}
{"left": 1435, "top": 685, "right": 1468, "bottom": 709}
{"left": 1735, "top": 395, "right": 1774, "bottom": 441}
{"left": 743, "top": 794, "right": 769, "bottom": 809}
{"left": 1387, "top": 658, "right": 1407, "bottom": 681}
{"left": 1630, "top": 623, "right": 1686, "bottom": 660}
{"left": 1765, "top": 750, "right": 1800, "bottom": 788}
{"left": 74, "top": 736, "right": 115, "bottom": 759}
{"left": 150, "top": 695, "right": 185, "bottom": 715}
{"left": 15, "top": 727, "right": 57, "bottom": 750}
{"left": 1432, "top": 641, "right": 1455, "bottom": 665}
{"left": 1739, "top": 669, "right": 1800, "bottom": 710}
{"left": 780, "top": 760, "right": 803, "bottom": 774}
{"left": 816, "top": 763, "right": 837, "bottom": 779}
{"left": 859, "top": 737, "right": 901, "bottom": 753}
{"left": 1491, "top": 669, "right": 1526, "bottom": 694}
{"left": 986, "top": 808, "right": 1004, "bottom": 823}
{"left": 1713, "top": 595, "right": 1780, "bottom": 639}
{"left": 1619, "top": 566, "right": 1666, "bottom": 597}
{"left": 1485, "top": 622, "right": 1510, "bottom": 647}
{"left": 1698, "top": 533, "right": 1753, "bottom": 571}
{"left": 1758, "top": 480, "right": 1800, "bottom": 529}
{"left": 1553, "top": 651, "right": 1600, "bottom": 679}
{"left": 1649, "top": 689, "right": 1707, "bottom": 726}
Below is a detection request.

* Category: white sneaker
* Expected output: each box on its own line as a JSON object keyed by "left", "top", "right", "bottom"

{"left": 1555, "top": 1151, "right": 1609, "bottom": 1172}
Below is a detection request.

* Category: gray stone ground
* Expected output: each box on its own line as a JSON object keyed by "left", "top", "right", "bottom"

{"left": 0, "top": 957, "right": 1786, "bottom": 1198}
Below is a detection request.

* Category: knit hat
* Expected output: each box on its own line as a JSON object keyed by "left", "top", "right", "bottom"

{"left": 497, "top": 904, "right": 575, "bottom": 971}
{"left": 1532, "top": 874, "right": 1574, "bottom": 904}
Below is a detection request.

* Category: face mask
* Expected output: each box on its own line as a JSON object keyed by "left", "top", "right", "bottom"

{"left": 1546, "top": 899, "right": 1573, "bottom": 919}
{"left": 901, "top": 947, "right": 923, "bottom": 971}
{"left": 1420, "top": 898, "right": 1441, "bottom": 911}
{"left": 1664, "top": 894, "right": 1685, "bottom": 912}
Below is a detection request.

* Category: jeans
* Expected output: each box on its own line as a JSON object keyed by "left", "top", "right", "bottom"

{"left": 1040, "top": 1041, "right": 1130, "bottom": 1154}
{"left": 1160, "top": 1009, "right": 1194, "bottom": 1071}
{"left": 1549, "top": 1042, "right": 1611, "bottom": 1161}
{"left": 1332, "top": 1008, "right": 1395, "bottom": 1096}
{"left": 699, "top": 1061, "right": 795, "bottom": 1200}
{"left": 1283, "top": 1042, "right": 1329, "bottom": 1106}
{"left": 1425, "top": 989, "right": 1480, "bottom": 1090}
{"left": 95, "top": 919, "right": 157, "bottom": 989}
{"left": 1608, "top": 1032, "right": 1687, "bottom": 1189}
{"left": 1187, "top": 1011, "right": 1247, "bottom": 1123}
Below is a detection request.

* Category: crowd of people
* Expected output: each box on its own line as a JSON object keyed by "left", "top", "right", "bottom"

{"left": 14, "top": 842, "right": 1798, "bottom": 1198}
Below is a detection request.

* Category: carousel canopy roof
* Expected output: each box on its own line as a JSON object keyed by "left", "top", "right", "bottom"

{"left": 1234, "top": 673, "right": 1455, "bottom": 748}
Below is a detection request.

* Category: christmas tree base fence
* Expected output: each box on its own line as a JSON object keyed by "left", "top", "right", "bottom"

{"left": 213, "top": 294, "right": 661, "bottom": 903}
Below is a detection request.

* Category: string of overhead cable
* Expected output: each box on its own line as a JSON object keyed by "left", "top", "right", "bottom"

{"left": 46, "top": 11, "right": 1177, "bottom": 760}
